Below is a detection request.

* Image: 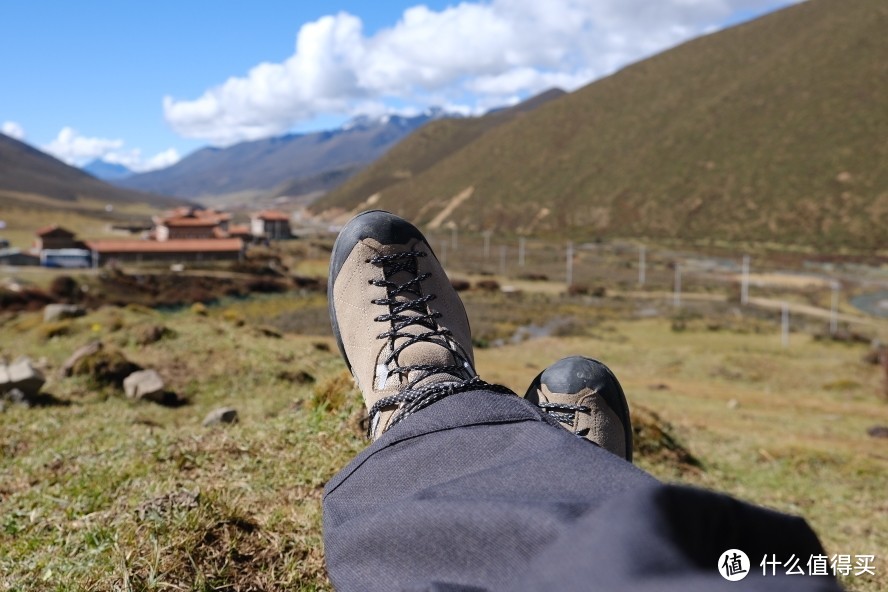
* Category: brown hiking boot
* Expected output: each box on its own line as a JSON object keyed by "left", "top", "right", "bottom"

{"left": 328, "top": 210, "right": 510, "bottom": 439}
{"left": 524, "top": 356, "right": 633, "bottom": 461}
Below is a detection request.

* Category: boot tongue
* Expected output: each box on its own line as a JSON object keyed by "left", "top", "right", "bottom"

{"left": 385, "top": 265, "right": 460, "bottom": 387}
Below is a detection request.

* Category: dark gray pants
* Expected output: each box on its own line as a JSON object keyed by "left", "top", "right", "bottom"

{"left": 323, "top": 391, "right": 841, "bottom": 591}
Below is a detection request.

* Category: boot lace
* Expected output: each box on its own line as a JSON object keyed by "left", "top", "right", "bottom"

{"left": 537, "top": 402, "right": 592, "bottom": 436}
{"left": 365, "top": 250, "right": 514, "bottom": 437}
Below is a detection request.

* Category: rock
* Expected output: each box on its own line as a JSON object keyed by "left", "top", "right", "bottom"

{"left": 202, "top": 407, "right": 238, "bottom": 426}
{"left": 0, "top": 357, "right": 46, "bottom": 396}
{"left": 60, "top": 341, "right": 103, "bottom": 377}
{"left": 43, "top": 303, "right": 85, "bottom": 323}
{"left": 123, "top": 370, "right": 166, "bottom": 402}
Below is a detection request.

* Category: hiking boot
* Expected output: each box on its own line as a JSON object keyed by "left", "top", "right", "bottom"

{"left": 328, "top": 210, "right": 510, "bottom": 439}
{"left": 524, "top": 356, "right": 633, "bottom": 461}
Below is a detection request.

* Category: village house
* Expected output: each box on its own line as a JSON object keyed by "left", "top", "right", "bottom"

{"left": 34, "top": 225, "right": 79, "bottom": 250}
{"left": 85, "top": 238, "right": 244, "bottom": 266}
{"left": 152, "top": 207, "right": 232, "bottom": 241}
{"left": 17, "top": 207, "right": 253, "bottom": 268}
{"left": 250, "top": 210, "right": 292, "bottom": 240}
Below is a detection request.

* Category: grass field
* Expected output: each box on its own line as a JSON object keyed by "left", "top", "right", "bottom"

{"left": 1, "top": 280, "right": 886, "bottom": 591}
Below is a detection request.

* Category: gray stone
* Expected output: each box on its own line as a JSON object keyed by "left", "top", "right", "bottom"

{"left": 0, "top": 357, "right": 46, "bottom": 396}
{"left": 43, "top": 303, "right": 85, "bottom": 323}
{"left": 202, "top": 407, "right": 238, "bottom": 427}
{"left": 123, "top": 369, "right": 165, "bottom": 402}
{"left": 60, "top": 341, "right": 103, "bottom": 377}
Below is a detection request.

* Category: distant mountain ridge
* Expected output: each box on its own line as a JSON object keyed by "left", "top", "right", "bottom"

{"left": 315, "top": 0, "right": 887, "bottom": 252}
{"left": 116, "top": 110, "right": 459, "bottom": 201}
{"left": 0, "top": 133, "right": 182, "bottom": 208}
{"left": 318, "top": 88, "right": 567, "bottom": 211}
{"left": 83, "top": 158, "right": 133, "bottom": 181}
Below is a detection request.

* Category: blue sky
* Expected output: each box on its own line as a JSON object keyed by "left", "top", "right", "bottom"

{"left": 0, "top": 0, "right": 796, "bottom": 172}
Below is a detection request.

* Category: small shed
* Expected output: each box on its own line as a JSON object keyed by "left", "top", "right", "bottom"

{"left": 35, "top": 226, "right": 78, "bottom": 251}
{"left": 0, "top": 248, "right": 40, "bottom": 266}
{"left": 250, "top": 211, "right": 292, "bottom": 240}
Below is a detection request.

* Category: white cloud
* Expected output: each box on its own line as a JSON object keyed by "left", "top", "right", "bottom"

{"left": 42, "top": 127, "right": 180, "bottom": 172}
{"left": 164, "top": 0, "right": 794, "bottom": 145}
{"left": 2, "top": 121, "right": 26, "bottom": 140}
{"left": 140, "top": 148, "right": 181, "bottom": 172}
{"left": 102, "top": 147, "right": 181, "bottom": 172}
{"left": 43, "top": 127, "right": 124, "bottom": 165}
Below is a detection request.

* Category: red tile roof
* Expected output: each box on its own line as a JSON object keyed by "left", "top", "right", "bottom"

{"left": 157, "top": 207, "right": 232, "bottom": 226}
{"left": 228, "top": 224, "right": 251, "bottom": 236}
{"left": 36, "top": 225, "right": 75, "bottom": 237}
{"left": 161, "top": 217, "right": 221, "bottom": 227}
{"left": 85, "top": 238, "right": 243, "bottom": 253}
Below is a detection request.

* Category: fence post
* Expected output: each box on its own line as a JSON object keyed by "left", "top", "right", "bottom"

{"left": 566, "top": 242, "right": 574, "bottom": 287}
{"left": 673, "top": 264, "right": 681, "bottom": 308}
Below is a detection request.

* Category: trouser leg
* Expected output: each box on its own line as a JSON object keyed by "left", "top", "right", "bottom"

{"left": 322, "top": 391, "right": 839, "bottom": 592}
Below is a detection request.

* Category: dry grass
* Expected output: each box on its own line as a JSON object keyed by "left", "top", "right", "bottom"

{"left": 1, "top": 287, "right": 886, "bottom": 591}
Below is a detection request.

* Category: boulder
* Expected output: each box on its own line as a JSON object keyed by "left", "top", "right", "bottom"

{"left": 60, "top": 341, "right": 103, "bottom": 377}
{"left": 123, "top": 369, "right": 166, "bottom": 402}
{"left": 43, "top": 303, "right": 85, "bottom": 323}
{"left": 202, "top": 407, "right": 238, "bottom": 427}
{"left": 0, "top": 357, "right": 46, "bottom": 396}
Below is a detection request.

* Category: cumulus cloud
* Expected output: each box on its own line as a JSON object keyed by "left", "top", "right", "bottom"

{"left": 2, "top": 121, "right": 26, "bottom": 140}
{"left": 43, "top": 127, "right": 124, "bottom": 165}
{"left": 102, "top": 147, "right": 181, "bottom": 172}
{"left": 165, "top": 0, "right": 793, "bottom": 145}
{"left": 42, "top": 127, "right": 180, "bottom": 172}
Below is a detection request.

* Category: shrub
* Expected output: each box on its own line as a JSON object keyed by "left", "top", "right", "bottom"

{"left": 70, "top": 349, "right": 141, "bottom": 387}
{"left": 450, "top": 278, "right": 471, "bottom": 292}
{"left": 49, "top": 276, "right": 80, "bottom": 301}
{"left": 246, "top": 279, "right": 288, "bottom": 294}
{"left": 221, "top": 310, "right": 245, "bottom": 327}
{"left": 133, "top": 323, "right": 176, "bottom": 345}
{"left": 476, "top": 279, "right": 500, "bottom": 292}
{"left": 309, "top": 371, "right": 356, "bottom": 413}
{"left": 38, "top": 320, "right": 73, "bottom": 340}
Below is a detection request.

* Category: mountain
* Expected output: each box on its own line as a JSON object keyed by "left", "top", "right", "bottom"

{"left": 0, "top": 133, "right": 182, "bottom": 208}
{"left": 314, "top": 0, "right": 887, "bottom": 252}
{"left": 318, "top": 88, "right": 567, "bottom": 213}
{"left": 83, "top": 158, "right": 133, "bottom": 181}
{"left": 116, "top": 110, "right": 457, "bottom": 201}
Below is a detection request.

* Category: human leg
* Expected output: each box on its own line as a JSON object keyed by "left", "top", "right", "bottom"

{"left": 323, "top": 210, "right": 840, "bottom": 592}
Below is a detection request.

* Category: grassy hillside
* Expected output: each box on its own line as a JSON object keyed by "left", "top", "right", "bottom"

{"left": 0, "top": 134, "right": 186, "bottom": 248}
{"left": 0, "top": 134, "right": 182, "bottom": 209}
{"left": 314, "top": 0, "right": 888, "bottom": 252}
{"left": 319, "top": 88, "right": 566, "bottom": 212}
{"left": 1, "top": 284, "right": 885, "bottom": 590}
